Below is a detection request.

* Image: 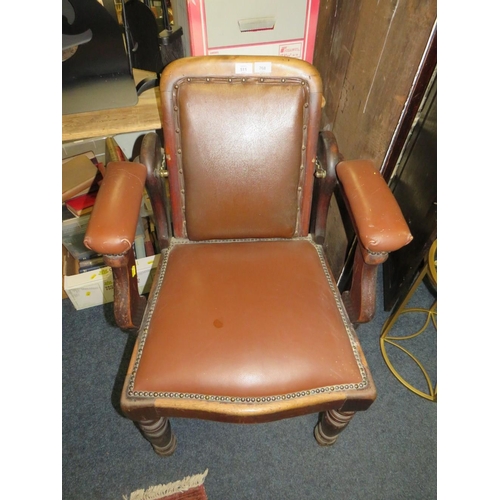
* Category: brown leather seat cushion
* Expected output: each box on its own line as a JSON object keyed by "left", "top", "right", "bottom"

{"left": 131, "top": 238, "right": 366, "bottom": 400}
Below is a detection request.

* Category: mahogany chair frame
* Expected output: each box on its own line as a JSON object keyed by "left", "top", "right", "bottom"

{"left": 84, "top": 56, "right": 412, "bottom": 456}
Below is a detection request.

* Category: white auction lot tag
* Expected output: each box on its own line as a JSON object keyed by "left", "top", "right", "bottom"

{"left": 254, "top": 62, "right": 272, "bottom": 73}
{"left": 234, "top": 62, "right": 272, "bottom": 74}
{"left": 235, "top": 63, "right": 253, "bottom": 74}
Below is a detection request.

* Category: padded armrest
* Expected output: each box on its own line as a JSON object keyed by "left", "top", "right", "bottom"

{"left": 336, "top": 160, "right": 412, "bottom": 253}
{"left": 84, "top": 161, "right": 147, "bottom": 255}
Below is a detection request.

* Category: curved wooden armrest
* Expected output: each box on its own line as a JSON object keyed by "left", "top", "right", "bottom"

{"left": 336, "top": 160, "right": 412, "bottom": 256}
{"left": 84, "top": 161, "right": 147, "bottom": 330}
{"left": 84, "top": 161, "right": 147, "bottom": 255}
{"left": 336, "top": 160, "right": 412, "bottom": 325}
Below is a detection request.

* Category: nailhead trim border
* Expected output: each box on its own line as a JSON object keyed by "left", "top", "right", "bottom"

{"left": 126, "top": 236, "right": 368, "bottom": 402}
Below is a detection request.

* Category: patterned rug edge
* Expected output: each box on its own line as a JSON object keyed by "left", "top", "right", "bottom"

{"left": 123, "top": 469, "right": 209, "bottom": 500}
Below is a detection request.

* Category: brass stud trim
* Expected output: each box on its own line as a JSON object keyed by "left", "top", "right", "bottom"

{"left": 126, "top": 237, "right": 369, "bottom": 403}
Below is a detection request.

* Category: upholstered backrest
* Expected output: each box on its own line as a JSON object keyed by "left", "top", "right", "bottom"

{"left": 160, "top": 56, "right": 323, "bottom": 241}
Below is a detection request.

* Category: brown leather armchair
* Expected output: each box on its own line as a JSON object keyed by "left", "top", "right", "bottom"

{"left": 84, "top": 55, "right": 412, "bottom": 456}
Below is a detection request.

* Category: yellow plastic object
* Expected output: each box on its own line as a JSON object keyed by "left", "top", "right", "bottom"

{"left": 380, "top": 240, "right": 437, "bottom": 402}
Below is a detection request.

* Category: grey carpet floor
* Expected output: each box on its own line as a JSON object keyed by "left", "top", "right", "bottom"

{"left": 62, "top": 271, "right": 437, "bottom": 499}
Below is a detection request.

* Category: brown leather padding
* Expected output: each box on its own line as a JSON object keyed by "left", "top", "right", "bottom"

{"left": 131, "top": 238, "right": 365, "bottom": 399}
{"left": 179, "top": 81, "right": 304, "bottom": 240}
{"left": 84, "top": 161, "right": 147, "bottom": 255}
{"left": 160, "top": 56, "right": 323, "bottom": 240}
{"left": 336, "top": 160, "right": 413, "bottom": 253}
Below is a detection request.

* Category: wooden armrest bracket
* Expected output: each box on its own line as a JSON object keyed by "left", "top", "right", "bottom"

{"left": 103, "top": 248, "right": 146, "bottom": 331}
{"left": 312, "top": 131, "right": 343, "bottom": 245}
{"left": 140, "top": 132, "right": 171, "bottom": 250}
{"left": 341, "top": 243, "right": 389, "bottom": 325}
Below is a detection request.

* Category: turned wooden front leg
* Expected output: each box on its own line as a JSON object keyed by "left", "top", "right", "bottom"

{"left": 137, "top": 417, "right": 177, "bottom": 457}
{"left": 314, "top": 409, "right": 356, "bottom": 446}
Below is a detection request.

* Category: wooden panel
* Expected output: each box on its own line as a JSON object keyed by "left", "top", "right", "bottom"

{"left": 314, "top": 0, "right": 437, "bottom": 167}
{"left": 312, "top": 0, "right": 436, "bottom": 283}
{"left": 313, "top": 0, "right": 362, "bottom": 134}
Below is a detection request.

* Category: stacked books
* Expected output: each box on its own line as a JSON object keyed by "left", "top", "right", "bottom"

{"left": 62, "top": 152, "right": 104, "bottom": 217}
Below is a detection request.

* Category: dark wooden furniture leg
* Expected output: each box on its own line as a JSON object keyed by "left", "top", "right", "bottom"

{"left": 314, "top": 409, "right": 356, "bottom": 446}
{"left": 137, "top": 417, "right": 177, "bottom": 456}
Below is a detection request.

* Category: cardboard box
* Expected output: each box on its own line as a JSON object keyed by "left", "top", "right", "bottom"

{"left": 62, "top": 245, "right": 75, "bottom": 300}
{"left": 173, "top": 0, "right": 319, "bottom": 63}
{"left": 63, "top": 248, "right": 161, "bottom": 310}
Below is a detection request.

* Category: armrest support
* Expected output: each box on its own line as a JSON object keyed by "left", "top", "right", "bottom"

{"left": 140, "top": 132, "right": 171, "bottom": 250}
{"left": 103, "top": 249, "right": 147, "bottom": 330}
{"left": 84, "top": 161, "right": 147, "bottom": 330}
{"left": 336, "top": 160, "right": 412, "bottom": 324}
{"left": 312, "top": 131, "right": 343, "bottom": 245}
{"left": 336, "top": 160, "right": 412, "bottom": 255}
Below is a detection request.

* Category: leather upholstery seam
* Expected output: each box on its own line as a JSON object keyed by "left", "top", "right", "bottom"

{"left": 367, "top": 249, "right": 388, "bottom": 256}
